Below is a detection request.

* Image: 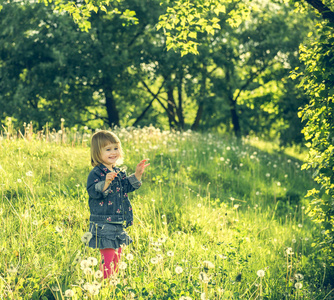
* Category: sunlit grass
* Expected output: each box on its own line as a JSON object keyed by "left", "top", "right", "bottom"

{"left": 0, "top": 125, "right": 332, "bottom": 299}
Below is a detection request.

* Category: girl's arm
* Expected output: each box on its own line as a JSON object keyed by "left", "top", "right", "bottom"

{"left": 119, "top": 159, "right": 150, "bottom": 193}
{"left": 87, "top": 170, "right": 112, "bottom": 199}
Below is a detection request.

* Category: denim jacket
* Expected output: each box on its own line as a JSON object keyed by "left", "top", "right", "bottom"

{"left": 86, "top": 164, "right": 141, "bottom": 228}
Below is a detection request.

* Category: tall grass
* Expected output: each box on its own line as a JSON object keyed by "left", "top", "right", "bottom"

{"left": 0, "top": 124, "right": 332, "bottom": 299}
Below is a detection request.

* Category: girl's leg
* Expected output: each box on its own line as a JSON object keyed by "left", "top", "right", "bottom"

{"left": 99, "top": 248, "right": 117, "bottom": 279}
{"left": 113, "top": 247, "right": 122, "bottom": 273}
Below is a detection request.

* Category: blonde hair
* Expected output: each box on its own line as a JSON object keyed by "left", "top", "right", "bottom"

{"left": 90, "top": 130, "right": 124, "bottom": 167}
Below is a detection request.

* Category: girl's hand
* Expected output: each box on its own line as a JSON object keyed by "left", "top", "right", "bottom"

{"left": 103, "top": 172, "right": 117, "bottom": 191}
{"left": 135, "top": 159, "right": 150, "bottom": 181}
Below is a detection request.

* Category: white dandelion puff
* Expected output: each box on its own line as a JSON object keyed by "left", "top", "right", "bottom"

{"left": 257, "top": 270, "right": 265, "bottom": 277}
{"left": 203, "top": 261, "right": 215, "bottom": 269}
{"left": 26, "top": 171, "right": 33, "bottom": 177}
{"left": 64, "top": 289, "right": 74, "bottom": 298}
{"left": 119, "top": 262, "right": 127, "bottom": 270}
{"left": 87, "top": 257, "right": 98, "bottom": 266}
{"left": 126, "top": 253, "right": 134, "bottom": 260}
{"left": 95, "top": 270, "right": 103, "bottom": 279}
{"left": 151, "top": 257, "right": 158, "bottom": 264}
{"left": 81, "top": 232, "right": 93, "bottom": 243}
{"left": 80, "top": 260, "right": 90, "bottom": 270}
{"left": 295, "top": 282, "right": 303, "bottom": 289}
{"left": 175, "top": 266, "right": 183, "bottom": 274}
{"left": 167, "top": 251, "right": 174, "bottom": 257}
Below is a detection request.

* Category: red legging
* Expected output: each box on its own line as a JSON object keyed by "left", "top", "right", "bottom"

{"left": 99, "top": 247, "right": 122, "bottom": 279}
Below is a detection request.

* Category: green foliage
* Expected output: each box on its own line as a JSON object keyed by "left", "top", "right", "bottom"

{"left": 295, "top": 22, "right": 334, "bottom": 264}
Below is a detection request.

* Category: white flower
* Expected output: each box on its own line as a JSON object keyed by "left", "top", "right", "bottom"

{"left": 17, "top": 179, "right": 22, "bottom": 183}
{"left": 95, "top": 270, "right": 103, "bottom": 279}
{"left": 83, "top": 267, "right": 93, "bottom": 275}
{"left": 167, "top": 251, "right": 174, "bottom": 257}
{"left": 286, "top": 247, "right": 294, "bottom": 255}
{"left": 119, "top": 262, "right": 127, "bottom": 270}
{"left": 203, "top": 261, "right": 215, "bottom": 269}
{"left": 175, "top": 266, "right": 183, "bottom": 274}
{"left": 257, "top": 270, "right": 265, "bottom": 277}
{"left": 199, "top": 272, "right": 210, "bottom": 283}
{"left": 55, "top": 226, "right": 63, "bottom": 233}
{"left": 295, "top": 282, "right": 303, "bottom": 289}
{"left": 61, "top": 118, "right": 65, "bottom": 122}
{"left": 26, "top": 171, "right": 33, "bottom": 177}
{"left": 80, "top": 260, "right": 89, "bottom": 270}
{"left": 201, "top": 292, "right": 206, "bottom": 300}
{"left": 87, "top": 257, "right": 98, "bottom": 266}
{"left": 151, "top": 257, "right": 158, "bottom": 264}
{"left": 294, "top": 273, "right": 304, "bottom": 281}
{"left": 64, "top": 289, "right": 74, "bottom": 297}
{"left": 126, "top": 253, "right": 134, "bottom": 260}
{"left": 51, "top": 285, "right": 60, "bottom": 291}
{"left": 298, "top": 224, "right": 303, "bottom": 228}
{"left": 266, "top": 173, "right": 270, "bottom": 177}
{"left": 109, "top": 277, "right": 120, "bottom": 286}
{"left": 156, "top": 254, "right": 164, "bottom": 261}
{"left": 92, "top": 280, "right": 101, "bottom": 289}
{"left": 32, "top": 220, "right": 38, "bottom": 226}
{"left": 83, "top": 282, "right": 92, "bottom": 290}
{"left": 292, "top": 239, "right": 297, "bottom": 243}
{"left": 158, "top": 236, "right": 167, "bottom": 243}
{"left": 81, "top": 232, "right": 93, "bottom": 243}
{"left": 277, "top": 182, "right": 281, "bottom": 186}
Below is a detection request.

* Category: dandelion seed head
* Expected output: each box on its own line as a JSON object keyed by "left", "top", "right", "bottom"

{"left": 87, "top": 257, "right": 98, "bottom": 266}
{"left": 203, "top": 261, "right": 215, "bottom": 269}
{"left": 295, "top": 282, "right": 303, "bottom": 289}
{"left": 126, "top": 253, "right": 134, "bottom": 260}
{"left": 294, "top": 273, "right": 304, "bottom": 281}
{"left": 81, "top": 232, "right": 93, "bottom": 243}
{"left": 167, "top": 251, "right": 174, "bottom": 257}
{"left": 95, "top": 270, "right": 103, "bottom": 279}
{"left": 257, "top": 269, "right": 265, "bottom": 277}
{"left": 175, "top": 266, "right": 183, "bottom": 274}
{"left": 64, "top": 289, "right": 74, "bottom": 298}
{"left": 151, "top": 257, "right": 158, "bottom": 264}
{"left": 119, "top": 262, "right": 127, "bottom": 270}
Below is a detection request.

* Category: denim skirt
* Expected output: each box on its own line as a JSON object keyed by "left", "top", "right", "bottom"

{"left": 88, "top": 222, "right": 133, "bottom": 249}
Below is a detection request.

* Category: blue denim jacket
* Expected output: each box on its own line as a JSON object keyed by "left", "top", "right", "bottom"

{"left": 86, "top": 164, "right": 141, "bottom": 228}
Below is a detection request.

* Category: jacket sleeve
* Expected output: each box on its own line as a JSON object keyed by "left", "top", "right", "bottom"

{"left": 87, "top": 170, "right": 112, "bottom": 199}
{"left": 119, "top": 172, "right": 142, "bottom": 194}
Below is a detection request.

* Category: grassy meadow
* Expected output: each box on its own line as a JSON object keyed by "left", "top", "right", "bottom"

{"left": 0, "top": 125, "right": 333, "bottom": 299}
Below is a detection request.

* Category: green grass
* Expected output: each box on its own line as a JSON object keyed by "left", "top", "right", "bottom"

{"left": 0, "top": 126, "right": 332, "bottom": 299}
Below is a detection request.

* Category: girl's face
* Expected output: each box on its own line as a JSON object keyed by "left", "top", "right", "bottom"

{"left": 100, "top": 143, "right": 120, "bottom": 168}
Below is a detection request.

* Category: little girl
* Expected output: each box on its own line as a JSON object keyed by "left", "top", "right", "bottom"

{"left": 86, "top": 130, "right": 149, "bottom": 279}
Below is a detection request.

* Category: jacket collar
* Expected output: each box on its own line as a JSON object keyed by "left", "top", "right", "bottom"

{"left": 97, "top": 164, "right": 119, "bottom": 174}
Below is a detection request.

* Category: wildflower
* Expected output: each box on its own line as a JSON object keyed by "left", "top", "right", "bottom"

{"left": 83, "top": 282, "right": 92, "bottom": 290}
{"left": 119, "top": 262, "right": 127, "bottom": 270}
{"left": 158, "top": 236, "right": 167, "bottom": 243}
{"left": 286, "top": 247, "right": 294, "bottom": 255}
{"left": 277, "top": 182, "right": 281, "bottom": 186}
{"left": 265, "top": 173, "right": 270, "bottom": 177}
{"left": 81, "top": 232, "right": 93, "bottom": 243}
{"left": 77, "top": 279, "right": 84, "bottom": 285}
{"left": 32, "top": 220, "right": 38, "bottom": 225}
{"left": 298, "top": 224, "right": 303, "bottom": 228}
{"left": 8, "top": 266, "right": 18, "bottom": 274}
{"left": 175, "top": 266, "right": 183, "bottom": 274}
{"left": 220, "top": 157, "right": 224, "bottom": 161}
{"left": 285, "top": 174, "right": 288, "bottom": 178}
{"left": 295, "top": 282, "right": 303, "bottom": 289}
{"left": 292, "top": 239, "right": 297, "bottom": 243}
{"left": 197, "top": 203, "right": 202, "bottom": 208}
{"left": 80, "top": 260, "right": 90, "bottom": 270}
{"left": 294, "top": 273, "right": 304, "bottom": 281}
{"left": 203, "top": 261, "right": 215, "bottom": 269}
{"left": 88, "top": 287, "right": 99, "bottom": 295}
{"left": 95, "top": 270, "right": 103, "bottom": 279}
{"left": 55, "top": 226, "right": 63, "bottom": 233}
{"left": 167, "top": 251, "right": 174, "bottom": 257}
{"left": 17, "top": 179, "right": 22, "bottom": 183}
{"left": 61, "top": 118, "right": 65, "bottom": 122}
{"left": 151, "top": 257, "right": 158, "bottom": 264}
{"left": 257, "top": 270, "right": 265, "bottom": 277}
{"left": 64, "top": 289, "right": 74, "bottom": 298}
{"left": 201, "top": 293, "right": 206, "bottom": 300}
{"left": 92, "top": 280, "right": 101, "bottom": 289}
{"left": 126, "top": 253, "right": 134, "bottom": 260}
{"left": 83, "top": 267, "right": 93, "bottom": 275}
{"left": 156, "top": 254, "right": 164, "bottom": 261}
{"left": 87, "top": 257, "right": 98, "bottom": 266}
{"left": 199, "top": 272, "right": 210, "bottom": 283}
{"left": 51, "top": 285, "right": 60, "bottom": 292}
{"left": 109, "top": 277, "right": 120, "bottom": 286}
{"left": 26, "top": 171, "right": 33, "bottom": 177}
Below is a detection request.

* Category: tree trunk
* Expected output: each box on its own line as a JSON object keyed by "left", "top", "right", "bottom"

{"left": 229, "top": 96, "right": 241, "bottom": 138}
{"left": 103, "top": 82, "right": 120, "bottom": 127}
{"left": 177, "top": 71, "right": 185, "bottom": 130}
{"left": 191, "top": 102, "right": 204, "bottom": 130}
{"left": 167, "top": 85, "right": 177, "bottom": 130}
